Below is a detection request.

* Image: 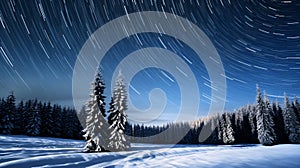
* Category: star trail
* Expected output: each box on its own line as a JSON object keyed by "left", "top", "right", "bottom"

{"left": 0, "top": 0, "right": 299, "bottom": 121}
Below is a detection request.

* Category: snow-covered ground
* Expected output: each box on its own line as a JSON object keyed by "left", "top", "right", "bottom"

{"left": 0, "top": 135, "right": 300, "bottom": 168}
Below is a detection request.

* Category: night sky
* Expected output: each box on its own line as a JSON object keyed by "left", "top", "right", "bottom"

{"left": 1, "top": 0, "right": 300, "bottom": 123}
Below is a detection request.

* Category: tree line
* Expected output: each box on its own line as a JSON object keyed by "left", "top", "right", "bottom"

{"left": 126, "top": 85, "right": 300, "bottom": 146}
{"left": 0, "top": 93, "right": 83, "bottom": 139}
{"left": 1, "top": 71, "right": 300, "bottom": 150}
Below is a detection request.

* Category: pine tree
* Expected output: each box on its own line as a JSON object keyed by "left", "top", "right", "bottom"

{"left": 273, "top": 101, "right": 286, "bottom": 143}
{"left": 40, "top": 102, "right": 53, "bottom": 137}
{"left": 1, "top": 93, "right": 15, "bottom": 134}
{"left": 107, "top": 71, "right": 130, "bottom": 151}
{"left": 52, "top": 104, "right": 63, "bottom": 137}
{"left": 14, "top": 100, "right": 25, "bottom": 134}
{"left": 83, "top": 93, "right": 108, "bottom": 152}
{"left": 217, "top": 113, "right": 224, "bottom": 144}
{"left": 248, "top": 105, "right": 259, "bottom": 143}
{"left": 26, "top": 99, "right": 41, "bottom": 136}
{"left": 0, "top": 98, "right": 5, "bottom": 133}
{"left": 264, "top": 92, "right": 277, "bottom": 143}
{"left": 234, "top": 109, "right": 243, "bottom": 143}
{"left": 221, "top": 113, "right": 235, "bottom": 144}
{"left": 256, "top": 86, "right": 276, "bottom": 145}
{"left": 283, "top": 93, "right": 300, "bottom": 143}
{"left": 292, "top": 97, "right": 300, "bottom": 121}
{"left": 62, "top": 107, "right": 77, "bottom": 139}
{"left": 226, "top": 113, "right": 235, "bottom": 144}
{"left": 83, "top": 70, "right": 108, "bottom": 152}
{"left": 73, "top": 108, "right": 84, "bottom": 139}
{"left": 94, "top": 69, "right": 106, "bottom": 117}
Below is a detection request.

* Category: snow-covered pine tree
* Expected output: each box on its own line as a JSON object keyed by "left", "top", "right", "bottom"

{"left": 205, "top": 115, "right": 219, "bottom": 144}
{"left": 217, "top": 113, "right": 224, "bottom": 144}
{"left": 83, "top": 93, "right": 108, "bottom": 152}
{"left": 83, "top": 69, "right": 108, "bottom": 152}
{"left": 226, "top": 113, "right": 235, "bottom": 144}
{"left": 107, "top": 71, "right": 130, "bottom": 151}
{"left": 256, "top": 86, "right": 277, "bottom": 145}
{"left": 264, "top": 92, "right": 277, "bottom": 143}
{"left": 94, "top": 70, "right": 106, "bottom": 117}
{"left": 222, "top": 113, "right": 235, "bottom": 144}
{"left": 283, "top": 93, "right": 300, "bottom": 143}
{"left": 26, "top": 99, "right": 41, "bottom": 136}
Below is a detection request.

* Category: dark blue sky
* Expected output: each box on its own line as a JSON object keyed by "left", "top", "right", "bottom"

{"left": 0, "top": 0, "right": 299, "bottom": 123}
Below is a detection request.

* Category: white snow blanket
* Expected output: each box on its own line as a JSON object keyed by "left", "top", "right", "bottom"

{"left": 0, "top": 135, "right": 299, "bottom": 168}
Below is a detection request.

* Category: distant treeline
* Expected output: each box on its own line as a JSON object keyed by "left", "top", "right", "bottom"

{"left": 1, "top": 86, "right": 300, "bottom": 146}
{"left": 0, "top": 93, "right": 83, "bottom": 139}
{"left": 127, "top": 86, "right": 300, "bottom": 145}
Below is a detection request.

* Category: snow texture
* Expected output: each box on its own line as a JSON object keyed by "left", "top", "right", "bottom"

{"left": 0, "top": 135, "right": 300, "bottom": 168}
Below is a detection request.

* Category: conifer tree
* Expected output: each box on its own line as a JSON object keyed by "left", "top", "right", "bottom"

{"left": 94, "top": 69, "right": 106, "bottom": 117}
{"left": 1, "top": 93, "right": 15, "bottom": 134}
{"left": 292, "top": 97, "right": 300, "bottom": 121}
{"left": 26, "top": 99, "right": 41, "bottom": 136}
{"left": 41, "top": 102, "right": 53, "bottom": 136}
{"left": 83, "top": 70, "right": 108, "bottom": 152}
{"left": 283, "top": 93, "right": 300, "bottom": 143}
{"left": 15, "top": 100, "right": 25, "bottom": 134}
{"left": 273, "top": 101, "right": 286, "bottom": 143}
{"left": 107, "top": 71, "right": 130, "bottom": 151}
{"left": 221, "top": 113, "right": 235, "bottom": 144}
{"left": 226, "top": 113, "right": 235, "bottom": 144}
{"left": 256, "top": 86, "right": 276, "bottom": 145}
{"left": 264, "top": 92, "right": 277, "bottom": 143}
{"left": 83, "top": 93, "right": 108, "bottom": 152}
{"left": 246, "top": 105, "right": 258, "bottom": 143}
{"left": 52, "top": 104, "right": 63, "bottom": 137}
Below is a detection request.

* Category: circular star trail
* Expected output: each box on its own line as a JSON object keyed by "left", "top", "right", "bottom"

{"left": 0, "top": 0, "right": 299, "bottom": 120}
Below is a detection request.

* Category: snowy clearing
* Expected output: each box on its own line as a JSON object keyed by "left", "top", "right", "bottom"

{"left": 0, "top": 135, "right": 300, "bottom": 168}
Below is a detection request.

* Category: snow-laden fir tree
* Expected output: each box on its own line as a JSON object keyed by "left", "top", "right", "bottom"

{"left": 283, "top": 93, "right": 300, "bottom": 143}
{"left": 264, "top": 92, "right": 277, "bottom": 143}
{"left": 217, "top": 113, "right": 224, "bottom": 144}
{"left": 94, "top": 70, "right": 107, "bottom": 118}
{"left": 107, "top": 71, "right": 130, "bottom": 151}
{"left": 256, "top": 86, "right": 277, "bottom": 145}
{"left": 83, "top": 70, "right": 108, "bottom": 152}
{"left": 222, "top": 113, "right": 235, "bottom": 144}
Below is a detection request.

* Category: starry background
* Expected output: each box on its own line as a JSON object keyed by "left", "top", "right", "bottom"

{"left": 0, "top": 0, "right": 299, "bottom": 122}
